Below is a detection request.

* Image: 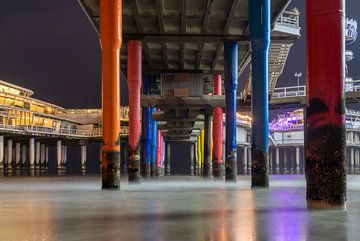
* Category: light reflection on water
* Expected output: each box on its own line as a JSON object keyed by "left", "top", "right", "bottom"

{"left": 0, "top": 177, "right": 355, "bottom": 241}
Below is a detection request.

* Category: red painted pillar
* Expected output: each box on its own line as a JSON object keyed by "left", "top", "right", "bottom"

{"left": 127, "top": 40, "right": 142, "bottom": 182}
{"left": 100, "top": 0, "right": 122, "bottom": 189}
{"left": 306, "top": 0, "right": 346, "bottom": 208}
{"left": 127, "top": 40, "right": 142, "bottom": 183}
{"left": 213, "top": 74, "right": 224, "bottom": 178}
{"left": 156, "top": 129, "right": 162, "bottom": 176}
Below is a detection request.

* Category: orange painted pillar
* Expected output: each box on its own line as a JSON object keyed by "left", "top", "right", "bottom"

{"left": 100, "top": 0, "right": 122, "bottom": 189}
{"left": 127, "top": 40, "right": 142, "bottom": 183}
{"left": 212, "top": 74, "right": 224, "bottom": 178}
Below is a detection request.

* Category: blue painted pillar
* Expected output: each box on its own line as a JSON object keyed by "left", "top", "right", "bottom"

{"left": 151, "top": 107, "right": 158, "bottom": 177}
{"left": 249, "top": 0, "right": 270, "bottom": 187}
{"left": 141, "top": 75, "right": 152, "bottom": 177}
{"left": 224, "top": 41, "right": 238, "bottom": 182}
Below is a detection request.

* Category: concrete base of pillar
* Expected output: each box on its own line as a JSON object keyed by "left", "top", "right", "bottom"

{"left": 151, "top": 164, "right": 156, "bottom": 177}
{"left": 156, "top": 166, "right": 161, "bottom": 177}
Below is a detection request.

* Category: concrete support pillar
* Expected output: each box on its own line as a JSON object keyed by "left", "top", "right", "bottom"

{"left": 7, "top": 139, "right": 13, "bottom": 171}
{"left": 249, "top": 0, "right": 270, "bottom": 188}
{"left": 243, "top": 146, "right": 248, "bottom": 175}
{"left": 15, "top": 143, "right": 21, "bottom": 170}
{"left": 295, "top": 146, "right": 300, "bottom": 174}
{"left": 40, "top": 144, "right": 46, "bottom": 172}
{"left": 306, "top": 0, "right": 346, "bottom": 208}
{"left": 203, "top": 113, "right": 213, "bottom": 178}
{"left": 224, "top": 41, "right": 238, "bottom": 182}
{"left": 35, "top": 141, "right": 40, "bottom": 169}
{"left": 29, "top": 138, "right": 35, "bottom": 173}
{"left": 56, "top": 140, "right": 62, "bottom": 175}
{"left": 283, "top": 149, "right": 288, "bottom": 174}
{"left": 212, "top": 74, "right": 224, "bottom": 178}
{"left": 81, "top": 145, "right": 87, "bottom": 176}
{"left": 141, "top": 75, "right": 152, "bottom": 177}
{"left": 275, "top": 147, "right": 280, "bottom": 174}
{"left": 166, "top": 142, "right": 171, "bottom": 176}
{"left": 0, "top": 136, "right": 4, "bottom": 171}
{"left": 21, "top": 145, "right": 26, "bottom": 171}
{"left": 127, "top": 40, "right": 142, "bottom": 183}
{"left": 100, "top": 0, "right": 122, "bottom": 190}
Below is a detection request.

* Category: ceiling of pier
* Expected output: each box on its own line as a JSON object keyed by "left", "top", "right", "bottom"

{"left": 78, "top": 0, "right": 292, "bottom": 74}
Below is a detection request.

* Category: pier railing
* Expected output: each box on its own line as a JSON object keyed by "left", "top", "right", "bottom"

{"left": 276, "top": 10, "right": 300, "bottom": 28}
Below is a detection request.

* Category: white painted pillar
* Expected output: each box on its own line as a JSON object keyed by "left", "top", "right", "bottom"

{"left": 275, "top": 147, "right": 280, "bottom": 174}
{"left": 56, "top": 140, "right": 62, "bottom": 171}
{"left": 81, "top": 145, "right": 87, "bottom": 175}
{"left": 0, "top": 136, "right": 4, "bottom": 169}
{"left": 7, "top": 139, "right": 12, "bottom": 169}
{"left": 29, "top": 138, "right": 35, "bottom": 169}
{"left": 35, "top": 141, "right": 40, "bottom": 168}
{"left": 296, "top": 146, "right": 300, "bottom": 174}
{"left": 15, "top": 143, "right": 21, "bottom": 169}
{"left": 40, "top": 144, "right": 46, "bottom": 170}
{"left": 21, "top": 145, "right": 26, "bottom": 167}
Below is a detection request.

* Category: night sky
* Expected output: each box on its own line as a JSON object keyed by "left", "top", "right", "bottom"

{"left": 0, "top": 0, "right": 359, "bottom": 174}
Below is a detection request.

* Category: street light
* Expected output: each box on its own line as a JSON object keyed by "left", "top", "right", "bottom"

{"left": 294, "top": 72, "right": 302, "bottom": 93}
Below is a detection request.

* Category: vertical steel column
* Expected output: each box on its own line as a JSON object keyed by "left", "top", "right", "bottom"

{"left": 7, "top": 139, "right": 12, "bottom": 171}
{"left": 21, "top": 145, "right": 26, "bottom": 171}
{"left": 200, "top": 129, "right": 205, "bottom": 176}
{"left": 15, "top": 143, "right": 21, "bottom": 171}
{"left": 249, "top": 0, "right": 270, "bottom": 187}
{"left": 56, "top": 140, "right": 62, "bottom": 176}
{"left": 166, "top": 142, "right": 171, "bottom": 176}
{"left": 151, "top": 108, "right": 158, "bottom": 177}
{"left": 243, "top": 146, "right": 247, "bottom": 175}
{"left": 296, "top": 146, "right": 300, "bottom": 174}
{"left": 35, "top": 141, "right": 40, "bottom": 171}
{"left": 306, "top": 0, "right": 346, "bottom": 208}
{"left": 40, "top": 144, "right": 46, "bottom": 172}
{"left": 127, "top": 40, "right": 142, "bottom": 183}
{"left": 0, "top": 136, "right": 4, "bottom": 172}
{"left": 141, "top": 75, "right": 152, "bottom": 177}
{"left": 212, "top": 74, "right": 224, "bottom": 178}
{"left": 224, "top": 41, "right": 238, "bottom": 182}
{"left": 203, "top": 113, "right": 213, "bottom": 178}
{"left": 0, "top": 136, "right": 5, "bottom": 171}
{"left": 81, "top": 145, "right": 87, "bottom": 176}
{"left": 100, "top": 0, "right": 122, "bottom": 189}
{"left": 156, "top": 129, "right": 162, "bottom": 176}
{"left": 29, "top": 138, "right": 35, "bottom": 175}
{"left": 190, "top": 142, "right": 195, "bottom": 176}
{"left": 197, "top": 135, "right": 202, "bottom": 176}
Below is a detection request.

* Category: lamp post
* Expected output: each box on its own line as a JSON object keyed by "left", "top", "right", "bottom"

{"left": 294, "top": 72, "right": 302, "bottom": 94}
